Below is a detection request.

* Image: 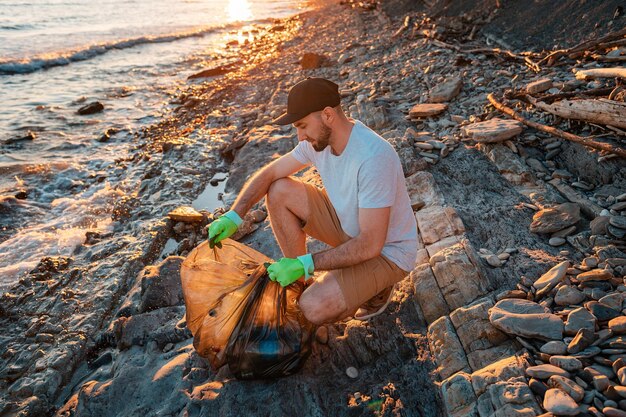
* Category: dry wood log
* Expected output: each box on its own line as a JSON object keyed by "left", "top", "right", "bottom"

{"left": 487, "top": 93, "right": 626, "bottom": 159}
{"left": 590, "top": 55, "right": 626, "bottom": 63}
{"left": 392, "top": 16, "right": 411, "bottom": 39}
{"left": 539, "top": 27, "right": 626, "bottom": 66}
{"left": 525, "top": 96, "right": 626, "bottom": 129}
{"left": 575, "top": 67, "right": 626, "bottom": 80}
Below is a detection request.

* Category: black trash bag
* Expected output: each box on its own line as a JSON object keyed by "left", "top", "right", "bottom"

{"left": 225, "top": 266, "right": 315, "bottom": 379}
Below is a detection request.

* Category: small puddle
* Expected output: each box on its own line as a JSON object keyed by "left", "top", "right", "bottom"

{"left": 192, "top": 172, "right": 229, "bottom": 213}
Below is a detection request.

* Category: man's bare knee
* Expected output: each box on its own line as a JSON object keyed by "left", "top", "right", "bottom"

{"left": 267, "top": 177, "right": 297, "bottom": 202}
{"left": 299, "top": 275, "right": 347, "bottom": 325}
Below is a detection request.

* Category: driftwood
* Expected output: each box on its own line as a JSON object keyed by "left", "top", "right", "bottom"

{"left": 429, "top": 39, "right": 540, "bottom": 71}
{"left": 487, "top": 93, "right": 626, "bottom": 159}
{"left": 539, "top": 27, "right": 626, "bottom": 66}
{"left": 524, "top": 96, "right": 626, "bottom": 130}
{"left": 575, "top": 67, "right": 626, "bottom": 81}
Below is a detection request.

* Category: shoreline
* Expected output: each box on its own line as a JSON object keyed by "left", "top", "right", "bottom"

{"left": 1, "top": 0, "right": 625, "bottom": 416}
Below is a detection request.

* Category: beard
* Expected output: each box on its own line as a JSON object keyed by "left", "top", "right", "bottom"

{"left": 311, "top": 123, "right": 332, "bottom": 152}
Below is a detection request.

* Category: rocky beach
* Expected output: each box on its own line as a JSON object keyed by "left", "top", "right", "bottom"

{"left": 1, "top": 0, "right": 625, "bottom": 416}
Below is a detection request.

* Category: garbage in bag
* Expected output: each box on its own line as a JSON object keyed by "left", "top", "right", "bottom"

{"left": 180, "top": 239, "right": 315, "bottom": 379}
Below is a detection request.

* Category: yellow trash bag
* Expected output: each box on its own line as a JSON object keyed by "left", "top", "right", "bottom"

{"left": 180, "top": 239, "right": 315, "bottom": 379}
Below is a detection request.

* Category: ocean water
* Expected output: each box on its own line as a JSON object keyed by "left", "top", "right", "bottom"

{"left": 0, "top": 0, "right": 305, "bottom": 288}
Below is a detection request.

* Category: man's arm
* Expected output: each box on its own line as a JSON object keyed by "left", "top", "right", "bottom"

{"left": 230, "top": 154, "right": 306, "bottom": 218}
{"left": 312, "top": 206, "right": 390, "bottom": 271}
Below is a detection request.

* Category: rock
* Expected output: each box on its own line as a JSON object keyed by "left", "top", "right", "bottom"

{"left": 610, "top": 202, "right": 626, "bottom": 211}
{"left": 530, "top": 203, "right": 581, "bottom": 234}
{"left": 187, "top": 63, "right": 238, "bottom": 79}
{"left": 586, "top": 301, "right": 620, "bottom": 321}
{"left": 549, "top": 237, "right": 566, "bottom": 246}
{"left": 301, "top": 52, "right": 330, "bottom": 69}
{"left": 564, "top": 307, "right": 596, "bottom": 335}
{"left": 605, "top": 408, "right": 626, "bottom": 417}
{"left": 590, "top": 216, "right": 611, "bottom": 235}
{"left": 549, "top": 356, "right": 583, "bottom": 372}
{"left": 405, "top": 171, "right": 445, "bottom": 208}
{"left": 415, "top": 206, "right": 465, "bottom": 245}
{"left": 552, "top": 225, "right": 577, "bottom": 238}
{"left": 526, "top": 364, "right": 570, "bottom": 379}
{"left": 489, "top": 299, "right": 564, "bottom": 341}
{"left": 541, "top": 341, "right": 568, "bottom": 355}
{"left": 5, "top": 131, "right": 36, "bottom": 145}
{"left": 609, "top": 216, "right": 626, "bottom": 229}
{"left": 555, "top": 286, "right": 585, "bottom": 306}
{"left": 77, "top": 101, "right": 104, "bottom": 115}
{"left": 427, "top": 316, "right": 470, "bottom": 380}
{"left": 593, "top": 374, "right": 610, "bottom": 392}
{"left": 428, "top": 77, "right": 463, "bottom": 103}
{"left": 462, "top": 118, "right": 523, "bottom": 143}
{"left": 346, "top": 366, "right": 359, "bottom": 378}
{"left": 582, "top": 257, "right": 599, "bottom": 269}
{"left": 608, "top": 225, "right": 626, "bottom": 239}
{"left": 568, "top": 328, "right": 595, "bottom": 354}
{"left": 599, "top": 293, "right": 623, "bottom": 311}
{"left": 429, "top": 241, "right": 489, "bottom": 311}
{"left": 485, "top": 254, "right": 502, "bottom": 267}
{"left": 534, "top": 261, "right": 570, "bottom": 290}
{"left": 449, "top": 298, "right": 513, "bottom": 370}
{"left": 609, "top": 317, "right": 626, "bottom": 334}
{"left": 139, "top": 257, "right": 185, "bottom": 313}
{"left": 315, "top": 326, "right": 328, "bottom": 344}
{"left": 548, "top": 375, "right": 585, "bottom": 402}
{"left": 441, "top": 372, "right": 477, "bottom": 417}
{"left": 578, "top": 269, "right": 614, "bottom": 282}
{"left": 409, "top": 103, "right": 448, "bottom": 118}
{"left": 543, "top": 388, "right": 580, "bottom": 416}
{"left": 167, "top": 206, "right": 204, "bottom": 223}
{"left": 529, "top": 378, "right": 548, "bottom": 397}
{"left": 526, "top": 78, "right": 553, "bottom": 94}
{"left": 411, "top": 264, "right": 449, "bottom": 324}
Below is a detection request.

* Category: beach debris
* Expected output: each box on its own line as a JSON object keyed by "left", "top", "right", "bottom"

{"left": 168, "top": 206, "right": 204, "bottom": 223}
{"left": 77, "top": 101, "right": 104, "bottom": 115}
{"left": 301, "top": 52, "right": 331, "bottom": 69}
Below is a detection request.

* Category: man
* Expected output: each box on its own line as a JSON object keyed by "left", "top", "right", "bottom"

{"left": 208, "top": 77, "right": 417, "bottom": 324}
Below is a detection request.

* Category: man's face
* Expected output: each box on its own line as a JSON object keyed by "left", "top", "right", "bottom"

{"left": 293, "top": 112, "right": 331, "bottom": 152}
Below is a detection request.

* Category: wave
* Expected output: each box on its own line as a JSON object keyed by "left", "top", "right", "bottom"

{"left": 0, "top": 19, "right": 269, "bottom": 76}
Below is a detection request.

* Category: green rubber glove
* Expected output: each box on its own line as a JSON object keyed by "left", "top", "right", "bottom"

{"left": 267, "top": 254, "right": 314, "bottom": 287}
{"left": 208, "top": 210, "right": 242, "bottom": 248}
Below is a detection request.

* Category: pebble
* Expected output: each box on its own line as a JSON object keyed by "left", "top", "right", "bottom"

{"left": 585, "top": 301, "right": 620, "bottom": 321}
{"left": 550, "top": 356, "right": 583, "bottom": 372}
{"left": 543, "top": 388, "right": 580, "bottom": 416}
{"left": 568, "top": 328, "right": 595, "bottom": 354}
{"left": 485, "top": 254, "right": 502, "bottom": 267}
{"left": 541, "top": 341, "right": 568, "bottom": 355}
{"left": 548, "top": 375, "right": 585, "bottom": 402}
{"left": 609, "top": 216, "right": 626, "bottom": 230}
{"left": 315, "top": 326, "right": 329, "bottom": 344}
{"left": 604, "top": 407, "right": 626, "bottom": 417}
{"left": 346, "top": 367, "right": 359, "bottom": 379}
{"left": 549, "top": 237, "right": 566, "bottom": 246}
{"left": 609, "top": 317, "right": 626, "bottom": 334}
{"left": 526, "top": 364, "right": 571, "bottom": 379}
{"left": 555, "top": 286, "right": 586, "bottom": 306}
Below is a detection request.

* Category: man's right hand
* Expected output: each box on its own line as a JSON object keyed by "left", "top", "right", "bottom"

{"left": 207, "top": 210, "right": 242, "bottom": 248}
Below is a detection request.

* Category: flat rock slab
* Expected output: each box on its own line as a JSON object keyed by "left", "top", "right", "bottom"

{"left": 533, "top": 261, "right": 569, "bottom": 290}
{"left": 415, "top": 206, "right": 465, "bottom": 245}
{"left": 409, "top": 103, "right": 448, "bottom": 118}
{"left": 411, "top": 264, "right": 449, "bottom": 324}
{"left": 461, "top": 118, "right": 523, "bottom": 143}
{"left": 530, "top": 202, "right": 581, "bottom": 234}
{"left": 428, "top": 316, "right": 470, "bottom": 380}
{"left": 405, "top": 171, "right": 445, "bottom": 209}
{"left": 489, "top": 299, "right": 564, "bottom": 341}
{"left": 428, "top": 77, "right": 463, "bottom": 103}
{"left": 441, "top": 372, "right": 477, "bottom": 417}
{"left": 167, "top": 206, "right": 204, "bottom": 222}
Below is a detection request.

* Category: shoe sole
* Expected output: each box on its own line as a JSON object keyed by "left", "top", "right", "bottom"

{"left": 353, "top": 283, "right": 397, "bottom": 321}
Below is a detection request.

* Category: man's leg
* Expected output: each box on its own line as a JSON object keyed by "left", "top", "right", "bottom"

{"left": 265, "top": 177, "right": 310, "bottom": 258}
{"left": 298, "top": 270, "right": 349, "bottom": 325}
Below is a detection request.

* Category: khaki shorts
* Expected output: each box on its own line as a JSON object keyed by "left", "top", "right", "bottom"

{"left": 301, "top": 181, "right": 409, "bottom": 314}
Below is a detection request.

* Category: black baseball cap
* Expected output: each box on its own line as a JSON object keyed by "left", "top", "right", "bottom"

{"left": 272, "top": 78, "right": 341, "bottom": 125}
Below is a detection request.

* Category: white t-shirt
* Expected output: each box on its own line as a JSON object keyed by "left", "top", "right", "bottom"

{"left": 289, "top": 120, "right": 418, "bottom": 272}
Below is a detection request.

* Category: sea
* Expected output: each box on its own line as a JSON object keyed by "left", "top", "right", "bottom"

{"left": 0, "top": 0, "right": 306, "bottom": 288}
